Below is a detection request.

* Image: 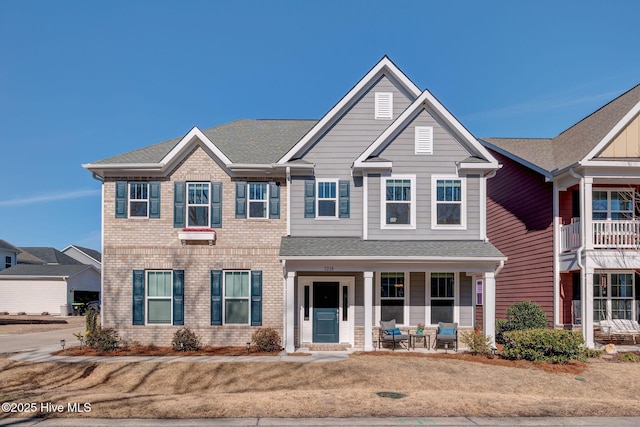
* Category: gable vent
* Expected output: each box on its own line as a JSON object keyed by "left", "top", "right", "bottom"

{"left": 375, "top": 92, "right": 393, "bottom": 119}
{"left": 415, "top": 126, "right": 433, "bottom": 155}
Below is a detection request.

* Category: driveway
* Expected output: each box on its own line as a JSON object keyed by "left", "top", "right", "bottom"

{"left": 0, "top": 326, "right": 83, "bottom": 354}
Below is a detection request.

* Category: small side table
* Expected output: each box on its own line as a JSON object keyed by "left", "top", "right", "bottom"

{"left": 409, "top": 333, "right": 430, "bottom": 350}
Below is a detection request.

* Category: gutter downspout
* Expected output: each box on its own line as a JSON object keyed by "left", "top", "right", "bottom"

{"left": 90, "top": 172, "right": 105, "bottom": 327}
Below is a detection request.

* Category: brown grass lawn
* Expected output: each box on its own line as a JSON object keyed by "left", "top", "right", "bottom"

{"left": 1, "top": 351, "right": 640, "bottom": 419}
{"left": 0, "top": 314, "right": 85, "bottom": 334}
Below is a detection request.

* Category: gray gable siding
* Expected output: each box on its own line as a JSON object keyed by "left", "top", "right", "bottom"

{"left": 367, "top": 108, "right": 481, "bottom": 240}
{"left": 290, "top": 75, "right": 413, "bottom": 237}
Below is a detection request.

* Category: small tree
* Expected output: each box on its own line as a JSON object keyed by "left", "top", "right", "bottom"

{"left": 496, "top": 301, "right": 548, "bottom": 344}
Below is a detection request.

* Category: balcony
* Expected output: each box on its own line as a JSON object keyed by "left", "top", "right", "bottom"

{"left": 178, "top": 228, "right": 216, "bottom": 245}
{"left": 560, "top": 220, "right": 640, "bottom": 252}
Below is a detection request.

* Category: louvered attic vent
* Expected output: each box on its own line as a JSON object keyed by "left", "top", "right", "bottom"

{"left": 415, "top": 126, "right": 433, "bottom": 154}
{"left": 375, "top": 92, "right": 393, "bottom": 119}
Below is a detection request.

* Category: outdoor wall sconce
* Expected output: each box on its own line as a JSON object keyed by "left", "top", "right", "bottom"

{"left": 246, "top": 342, "right": 250, "bottom": 354}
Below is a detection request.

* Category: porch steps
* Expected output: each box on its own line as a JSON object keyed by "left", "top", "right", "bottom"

{"left": 308, "top": 343, "right": 351, "bottom": 351}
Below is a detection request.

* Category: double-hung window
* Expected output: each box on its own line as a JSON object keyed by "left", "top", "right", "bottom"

{"left": 317, "top": 180, "right": 338, "bottom": 217}
{"left": 147, "top": 271, "right": 173, "bottom": 324}
{"left": 431, "top": 273, "right": 455, "bottom": 324}
{"left": 592, "top": 190, "right": 634, "bottom": 220}
{"left": 432, "top": 177, "right": 465, "bottom": 228}
{"left": 129, "top": 182, "right": 149, "bottom": 217}
{"left": 248, "top": 183, "right": 268, "bottom": 219}
{"left": 224, "top": 271, "right": 250, "bottom": 324}
{"left": 187, "top": 182, "right": 210, "bottom": 227}
{"left": 382, "top": 175, "right": 416, "bottom": 228}
{"left": 380, "top": 272, "right": 405, "bottom": 324}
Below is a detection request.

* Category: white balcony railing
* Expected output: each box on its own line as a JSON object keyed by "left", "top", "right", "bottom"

{"left": 560, "top": 220, "right": 640, "bottom": 251}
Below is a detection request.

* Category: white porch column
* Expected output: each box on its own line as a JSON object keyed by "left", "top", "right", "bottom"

{"left": 363, "top": 271, "right": 374, "bottom": 351}
{"left": 285, "top": 271, "right": 296, "bottom": 353}
{"left": 583, "top": 178, "right": 593, "bottom": 250}
{"left": 582, "top": 266, "right": 595, "bottom": 348}
{"left": 483, "top": 271, "right": 496, "bottom": 346}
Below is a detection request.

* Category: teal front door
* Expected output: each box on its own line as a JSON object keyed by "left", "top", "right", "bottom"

{"left": 313, "top": 282, "right": 339, "bottom": 343}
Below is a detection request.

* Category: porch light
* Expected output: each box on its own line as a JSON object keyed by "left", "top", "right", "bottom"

{"left": 246, "top": 342, "right": 251, "bottom": 354}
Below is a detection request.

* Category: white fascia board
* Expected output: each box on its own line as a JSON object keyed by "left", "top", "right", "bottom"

{"left": 160, "top": 126, "right": 232, "bottom": 167}
{"left": 279, "top": 255, "right": 507, "bottom": 262}
{"left": 277, "top": 57, "right": 421, "bottom": 164}
{"left": 82, "top": 163, "right": 164, "bottom": 171}
{"left": 0, "top": 275, "right": 69, "bottom": 280}
{"left": 580, "top": 159, "right": 640, "bottom": 168}
{"left": 456, "top": 162, "right": 500, "bottom": 172}
{"left": 480, "top": 139, "right": 553, "bottom": 180}
{"left": 583, "top": 100, "right": 640, "bottom": 161}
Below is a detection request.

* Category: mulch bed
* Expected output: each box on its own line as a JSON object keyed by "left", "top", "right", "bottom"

{"left": 53, "top": 345, "right": 281, "bottom": 357}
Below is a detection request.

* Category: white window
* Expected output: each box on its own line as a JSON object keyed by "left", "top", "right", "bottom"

{"left": 431, "top": 273, "right": 455, "bottom": 324}
{"left": 380, "top": 272, "right": 405, "bottom": 324}
{"left": 375, "top": 92, "right": 393, "bottom": 119}
{"left": 187, "top": 182, "right": 210, "bottom": 227}
{"left": 147, "top": 271, "right": 172, "bottom": 324}
{"left": 432, "top": 176, "right": 466, "bottom": 229}
{"left": 248, "top": 183, "right": 268, "bottom": 219}
{"left": 415, "top": 126, "right": 433, "bottom": 155}
{"left": 594, "top": 272, "right": 635, "bottom": 322}
{"left": 317, "top": 180, "right": 338, "bottom": 218}
{"left": 224, "top": 271, "right": 250, "bottom": 325}
{"left": 381, "top": 175, "right": 416, "bottom": 229}
{"left": 592, "top": 190, "right": 634, "bottom": 220}
{"left": 129, "top": 182, "right": 149, "bottom": 217}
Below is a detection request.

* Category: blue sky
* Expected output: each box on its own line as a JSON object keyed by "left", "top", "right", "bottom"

{"left": 2, "top": 0, "right": 640, "bottom": 251}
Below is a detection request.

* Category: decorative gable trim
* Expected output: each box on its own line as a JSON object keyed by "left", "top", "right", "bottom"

{"left": 160, "top": 126, "right": 232, "bottom": 168}
{"left": 582, "top": 100, "right": 640, "bottom": 163}
{"left": 353, "top": 89, "right": 500, "bottom": 171}
{"left": 277, "top": 56, "right": 421, "bottom": 164}
{"left": 415, "top": 126, "right": 433, "bottom": 155}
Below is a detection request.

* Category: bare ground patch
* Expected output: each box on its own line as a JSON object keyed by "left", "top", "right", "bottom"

{"left": 1, "top": 351, "right": 639, "bottom": 419}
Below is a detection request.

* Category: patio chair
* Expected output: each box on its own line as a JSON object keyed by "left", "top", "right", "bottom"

{"left": 434, "top": 322, "right": 458, "bottom": 352}
{"left": 379, "top": 319, "right": 409, "bottom": 350}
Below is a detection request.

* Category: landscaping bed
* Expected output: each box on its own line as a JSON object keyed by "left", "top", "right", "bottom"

{"left": 54, "top": 345, "right": 281, "bottom": 357}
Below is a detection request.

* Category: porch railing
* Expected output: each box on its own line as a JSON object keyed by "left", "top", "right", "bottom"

{"left": 560, "top": 222, "right": 581, "bottom": 252}
{"left": 560, "top": 220, "right": 640, "bottom": 251}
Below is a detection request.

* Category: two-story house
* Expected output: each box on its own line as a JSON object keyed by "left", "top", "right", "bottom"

{"left": 482, "top": 83, "right": 640, "bottom": 348}
{"left": 84, "top": 57, "right": 506, "bottom": 351}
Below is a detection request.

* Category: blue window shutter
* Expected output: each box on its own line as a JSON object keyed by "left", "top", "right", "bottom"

{"left": 173, "top": 270, "right": 184, "bottom": 326}
{"left": 149, "top": 182, "right": 161, "bottom": 219}
{"left": 339, "top": 180, "right": 350, "bottom": 218}
{"left": 174, "top": 182, "right": 185, "bottom": 228}
{"left": 116, "top": 181, "right": 127, "bottom": 218}
{"left": 210, "top": 270, "right": 222, "bottom": 325}
{"left": 304, "top": 180, "right": 316, "bottom": 218}
{"left": 132, "top": 270, "right": 145, "bottom": 325}
{"left": 236, "top": 181, "right": 247, "bottom": 219}
{"left": 251, "top": 270, "right": 262, "bottom": 326}
{"left": 269, "top": 182, "right": 280, "bottom": 219}
{"left": 211, "top": 181, "right": 222, "bottom": 228}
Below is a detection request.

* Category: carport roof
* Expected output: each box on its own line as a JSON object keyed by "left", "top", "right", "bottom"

{"left": 279, "top": 237, "right": 505, "bottom": 260}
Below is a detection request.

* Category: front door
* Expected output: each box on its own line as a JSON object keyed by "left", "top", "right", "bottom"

{"left": 313, "top": 282, "right": 339, "bottom": 343}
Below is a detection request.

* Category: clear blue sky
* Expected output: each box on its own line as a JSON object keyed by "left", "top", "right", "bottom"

{"left": 2, "top": 0, "right": 640, "bottom": 252}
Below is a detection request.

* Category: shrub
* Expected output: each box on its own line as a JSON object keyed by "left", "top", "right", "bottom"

{"left": 501, "top": 329, "right": 585, "bottom": 364}
{"left": 620, "top": 353, "right": 640, "bottom": 363}
{"left": 252, "top": 328, "right": 281, "bottom": 352}
{"left": 85, "top": 327, "right": 120, "bottom": 352}
{"left": 460, "top": 328, "right": 493, "bottom": 356}
{"left": 85, "top": 309, "right": 99, "bottom": 335}
{"left": 172, "top": 327, "right": 201, "bottom": 351}
{"left": 496, "top": 301, "right": 548, "bottom": 343}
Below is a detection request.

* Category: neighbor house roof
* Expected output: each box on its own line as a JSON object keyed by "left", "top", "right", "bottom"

{"left": 0, "top": 240, "right": 20, "bottom": 253}
{"left": 18, "top": 248, "right": 83, "bottom": 265}
{"left": 481, "top": 83, "right": 640, "bottom": 175}
{"left": 63, "top": 245, "right": 102, "bottom": 263}
{"left": 279, "top": 237, "right": 505, "bottom": 260}
{"left": 0, "top": 264, "right": 92, "bottom": 278}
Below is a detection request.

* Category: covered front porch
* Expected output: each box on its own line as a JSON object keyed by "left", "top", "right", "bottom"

{"left": 279, "top": 237, "right": 506, "bottom": 352}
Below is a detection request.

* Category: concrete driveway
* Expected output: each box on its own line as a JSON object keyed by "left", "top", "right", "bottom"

{"left": 0, "top": 326, "right": 83, "bottom": 354}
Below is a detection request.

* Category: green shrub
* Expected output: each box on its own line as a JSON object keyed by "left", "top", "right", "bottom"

{"left": 496, "top": 301, "right": 548, "bottom": 343}
{"left": 172, "top": 327, "right": 201, "bottom": 351}
{"left": 460, "top": 328, "right": 493, "bottom": 356}
{"left": 85, "top": 327, "right": 120, "bottom": 352}
{"left": 620, "top": 353, "right": 640, "bottom": 363}
{"left": 251, "top": 327, "right": 281, "bottom": 352}
{"left": 501, "top": 329, "right": 585, "bottom": 364}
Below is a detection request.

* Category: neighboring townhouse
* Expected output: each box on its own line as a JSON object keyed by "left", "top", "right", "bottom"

{"left": 0, "top": 244, "right": 100, "bottom": 314}
{"left": 482, "top": 83, "right": 640, "bottom": 348}
{"left": 0, "top": 240, "right": 20, "bottom": 271}
{"left": 84, "top": 56, "right": 506, "bottom": 350}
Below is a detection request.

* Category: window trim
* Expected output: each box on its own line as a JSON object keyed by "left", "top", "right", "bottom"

{"left": 145, "top": 270, "right": 173, "bottom": 325}
{"left": 592, "top": 188, "right": 635, "bottom": 220}
{"left": 128, "top": 182, "right": 150, "bottom": 218}
{"left": 380, "top": 174, "right": 417, "bottom": 230}
{"left": 428, "top": 272, "right": 459, "bottom": 326}
{"left": 593, "top": 271, "right": 635, "bottom": 322}
{"left": 223, "top": 270, "right": 251, "bottom": 326}
{"left": 186, "top": 182, "right": 211, "bottom": 227}
{"left": 247, "top": 182, "right": 269, "bottom": 219}
{"left": 316, "top": 179, "right": 339, "bottom": 219}
{"left": 375, "top": 92, "right": 393, "bottom": 119}
{"left": 376, "top": 271, "right": 410, "bottom": 326}
{"left": 431, "top": 175, "right": 467, "bottom": 230}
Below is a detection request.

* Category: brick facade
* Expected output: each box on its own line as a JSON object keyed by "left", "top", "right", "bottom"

{"left": 102, "top": 146, "right": 287, "bottom": 346}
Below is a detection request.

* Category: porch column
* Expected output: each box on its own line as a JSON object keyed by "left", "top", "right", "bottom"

{"left": 483, "top": 271, "right": 496, "bottom": 346}
{"left": 581, "top": 266, "right": 595, "bottom": 348}
{"left": 285, "top": 271, "right": 296, "bottom": 353}
{"left": 363, "top": 271, "right": 374, "bottom": 351}
{"left": 583, "top": 178, "right": 593, "bottom": 250}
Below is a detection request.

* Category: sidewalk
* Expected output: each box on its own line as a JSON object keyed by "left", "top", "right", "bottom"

{"left": 3, "top": 416, "right": 640, "bottom": 426}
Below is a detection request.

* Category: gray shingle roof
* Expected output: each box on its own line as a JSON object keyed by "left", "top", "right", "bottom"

{"left": 18, "top": 248, "right": 83, "bottom": 265}
{"left": 0, "top": 240, "right": 20, "bottom": 253}
{"left": 91, "top": 119, "right": 318, "bottom": 166}
{"left": 70, "top": 245, "right": 102, "bottom": 262}
{"left": 279, "top": 237, "right": 505, "bottom": 259}
{"left": 482, "top": 84, "right": 640, "bottom": 174}
{"left": 0, "top": 264, "right": 91, "bottom": 277}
